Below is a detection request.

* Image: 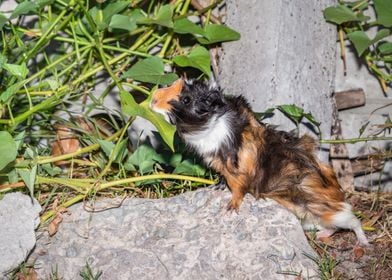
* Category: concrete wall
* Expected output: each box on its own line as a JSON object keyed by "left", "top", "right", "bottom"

{"left": 219, "top": 0, "right": 337, "bottom": 161}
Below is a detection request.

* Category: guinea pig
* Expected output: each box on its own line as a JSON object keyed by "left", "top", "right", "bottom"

{"left": 150, "top": 78, "right": 369, "bottom": 246}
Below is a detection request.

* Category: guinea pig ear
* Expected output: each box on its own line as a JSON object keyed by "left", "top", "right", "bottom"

{"left": 206, "top": 88, "right": 224, "bottom": 107}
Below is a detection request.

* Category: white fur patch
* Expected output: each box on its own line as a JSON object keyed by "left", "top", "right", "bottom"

{"left": 183, "top": 114, "right": 232, "bottom": 156}
{"left": 332, "top": 203, "right": 369, "bottom": 245}
{"left": 151, "top": 106, "right": 171, "bottom": 123}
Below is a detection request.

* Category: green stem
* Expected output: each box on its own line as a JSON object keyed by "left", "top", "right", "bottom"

{"left": 37, "top": 128, "right": 124, "bottom": 164}
{"left": 320, "top": 136, "right": 392, "bottom": 144}
{"left": 40, "top": 194, "right": 85, "bottom": 222}
{"left": 96, "top": 118, "right": 133, "bottom": 180}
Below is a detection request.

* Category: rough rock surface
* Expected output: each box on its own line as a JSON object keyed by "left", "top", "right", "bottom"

{"left": 219, "top": 0, "right": 336, "bottom": 161}
{"left": 30, "top": 188, "right": 318, "bottom": 279}
{"left": 0, "top": 192, "right": 41, "bottom": 277}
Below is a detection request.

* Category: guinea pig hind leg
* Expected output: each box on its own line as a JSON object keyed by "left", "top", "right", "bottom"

{"left": 323, "top": 203, "right": 369, "bottom": 246}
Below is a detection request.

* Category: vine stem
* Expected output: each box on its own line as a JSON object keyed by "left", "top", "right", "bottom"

{"left": 36, "top": 128, "right": 124, "bottom": 164}
{"left": 320, "top": 136, "right": 392, "bottom": 144}
{"left": 38, "top": 174, "right": 216, "bottom": 222}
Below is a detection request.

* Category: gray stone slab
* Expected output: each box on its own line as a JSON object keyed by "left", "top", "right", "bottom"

{"left": 0, "top": 192, "right": 41, "bottom": 278}
{"left": 29, "top": 188, "right": 318, "bottom": 280}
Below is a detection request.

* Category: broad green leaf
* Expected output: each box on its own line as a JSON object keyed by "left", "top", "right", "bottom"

{"left": 138, "top": 4, "right": 173, "bottom": 28}
{"left": 0, "top": 12, "right": 7, "bottom": 30}
{"left": 174, "top": 159, "right": 205, "bottom": 176}
{"left": 109, "top": 14, "right": 138, "bottom": 32}
{"left": 0, "top": 84, "right": 20, "bottom": 103}
{"left": 303, "top": 112, "right": 321, "bottom": 134}
{"left": 323, "top": 5, "right": 359, "bottom": 24}
{"left": 197, "top": 24, "right": 240, "bottom": 44}
{"left": 173, "top": 18, "right": 204, "bottom": 35}
{"left": 17, "top": 165, "right": 37, "bottom": 197}
{"left": 347, "top": 31, "right": 371, "bottom": 56}
{"left": 3, "top": 63, "right": 28, "bottom": 78}
{"left": 11, "top": 1, "right": 39, "bottom": 18}
{"left": 120, "top": 91, "right": 176, "bottom": 150}
{"left": 97, "top": 139, "right": 115, "bottom": 157}
{"left": 378, "top": 42, "right": 392, "bottom": 54}
{"left": 122, "top": 56, "right": 178, "bottom": 84}
{"left": 372, "top": 29, "right": 390, "bottom": 43}
{"left": 277, "top": 104, "right": 304, "bottom": 123}
{"left": 0, "top": 131, "right": 17, "bottom": 171}
{"left": 89, "top": 1, "right": 129, "bottom": 30}
{"left": 374, "top": 0, "right": 392, "bottom": 27}
{"left": 113, "top": 138, "right": 129, "bottom": 163}
{"left": 254, "top": 107, "right": 275, "bottom": 120}
{"left": 173, "top": 46, "right": 211, "bottom": 76}
{"left": 169, "top": 153, "right": 182, "bottom": 167}
{"left": 124, "top": 144, "right": 163, "bottom": 173}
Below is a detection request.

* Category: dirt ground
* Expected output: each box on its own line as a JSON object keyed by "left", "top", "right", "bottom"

{"left": 307, "top": 191, "right": 392, "bottom": 280}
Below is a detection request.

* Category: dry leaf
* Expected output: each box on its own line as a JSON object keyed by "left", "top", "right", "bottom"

{"left": 48, "top": 212, "right": 63, "bottom": 236}
{"left": 17, "top": 268, "right": 38, "bottom": 280}
{"left": 353, "top": 245, "right": 365, "bottom": 260}
{"left": 51, "top": 125, "right": 80, "bottom": 165}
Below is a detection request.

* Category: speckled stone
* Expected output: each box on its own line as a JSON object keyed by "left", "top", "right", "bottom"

{"left": 0, "top": 192, "right": 41, "bottom": 278}
{"left": 30, "top": 188, "right": 318, "bottom": 280}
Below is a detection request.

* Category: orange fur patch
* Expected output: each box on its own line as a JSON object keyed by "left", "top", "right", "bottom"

{"left": 151, "top": 79, "right": 184, "bottom": 111}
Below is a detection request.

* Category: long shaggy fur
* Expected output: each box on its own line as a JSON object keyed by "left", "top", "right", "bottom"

{"left": 150, "top": 79, "right": 369, "bottom": 245}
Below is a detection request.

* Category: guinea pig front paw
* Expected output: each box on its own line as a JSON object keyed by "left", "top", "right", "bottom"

{"left": 226, "top": 199, "right": 242, "bottom": 213}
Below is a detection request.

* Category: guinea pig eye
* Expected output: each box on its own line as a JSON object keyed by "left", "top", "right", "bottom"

{"left": 182, "top": 96, "right": 191, "bottom": 105}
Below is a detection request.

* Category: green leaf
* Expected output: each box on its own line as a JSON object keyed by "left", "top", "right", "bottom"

{"left": 378, "top": 42, "right": 392, "bottom": 54}
{"left": 277, "top": 104, "right": 304, "bottom": 123}
{"left": 89, "top": 1, "right": 129, "bottom": 30}
{"left": 323, "top": 5, "right": 359, "bottom": 24}
{"left": 374, "top": 0, "right": 392, "bottom": 27}
{"left": 17, "top": 165, "right": 37, "bottom": 198}
{"left": 197, "top": 24, "right": 240, "bottom": 44}
{"left": 0, "top": 12, "right": 7, "bottom": 30}
{"left": 41, "top": 163, "right": 61, "bottom": 176}
{"left": 120, "top": 91, "right": 176, "bottom": 151}
{"left": 113, "top": 138, "right": 129, "bottom": 163}
{"left": 0, "top": 83, "right": 19, "bottom": 103}
{"left": 122, "top": 56, "right": 178, "bottom": 84}
{"left": 0, "top": 131, "right": 17, "bottom": 171}
{"left": 97, "top": 139, "right": 115, "bottom": 157}
{"left": 173, "top": 46, "right": 211, "bottom": 76}
{"left": 11, "top": 1, "right": 39, "bottom": 18}
{"left": 372, "top": 29, "right": 390, "bottom": 44}
{"left": 14, "top": 131, "right": 25, "bottom": 151}
{"left": 254, "top": 107, "right": 275, "bottom": 120}
{"left": 347, "top": 31, "right": 371, "bottom": 56}
{"left": 109, "top": 14, "right": 138, "bottom": 32}
{"left": 173, "top": 18, "right": 205, "bottom": 35}
{"left": 124, "top": 144, "right": 163, "bottom": 173}
{"left": 174, "top": 159, "right": 206, "bottom": 176}
{"left": 139, "top": 4, "right": 173, "bottom": 28}
{"left": 3, "top": 63, "right": 28, "bottom": 78}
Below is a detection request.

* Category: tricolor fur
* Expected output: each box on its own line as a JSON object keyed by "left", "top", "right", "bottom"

{"left": 150, "top": 79, "right": 369, "bottom": 245}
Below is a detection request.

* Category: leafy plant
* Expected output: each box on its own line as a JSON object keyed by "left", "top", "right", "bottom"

{"left": 0, "top": 0, "right": 231, "bottom": 219}
{"left": 323, "top": 0, "right": 392, "bottom": 93}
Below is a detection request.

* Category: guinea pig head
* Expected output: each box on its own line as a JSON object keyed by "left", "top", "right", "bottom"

{"left": 150, "top": 79, "right": 225, "bottom": 133}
